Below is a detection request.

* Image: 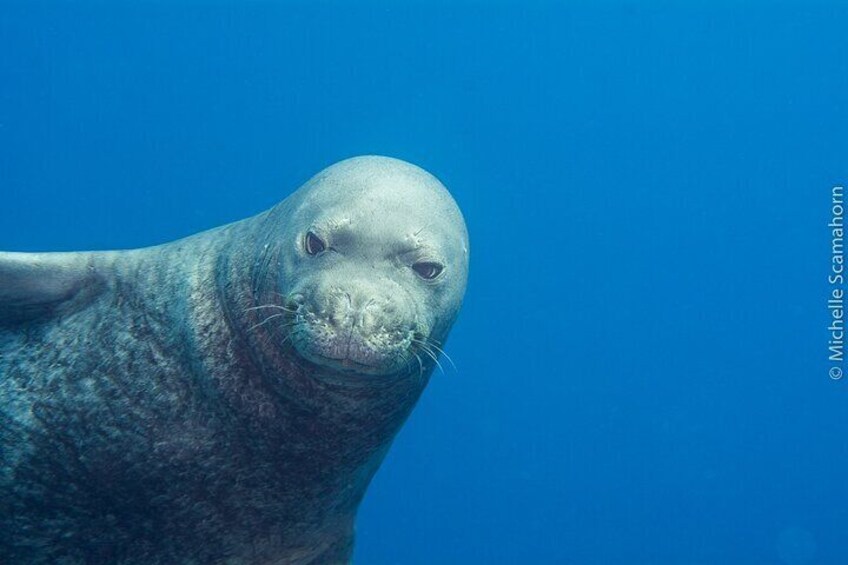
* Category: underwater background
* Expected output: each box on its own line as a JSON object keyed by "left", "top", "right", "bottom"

{"left": 1, "top": 1, "right": 846, "bottom": 563}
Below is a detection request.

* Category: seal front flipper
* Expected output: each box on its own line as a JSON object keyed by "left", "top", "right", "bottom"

{"left": 0, "top": 251, "right": 108, "bottom": 325}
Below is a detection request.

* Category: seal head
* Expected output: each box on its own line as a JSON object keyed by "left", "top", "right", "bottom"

{"left": 263, "top": 156, "right": 469, "bottom": 378}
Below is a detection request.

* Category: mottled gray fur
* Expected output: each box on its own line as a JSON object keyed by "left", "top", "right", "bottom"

{"left": 0, "top": 156, "right": 469, "bottom": 564}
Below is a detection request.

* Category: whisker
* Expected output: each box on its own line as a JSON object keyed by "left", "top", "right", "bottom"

{"left": 414, "top": 341, "right": 444, "bottom": 375}
{"left": 401, "top": 349, "right": 425, "bottom": 380}
{"left": 421, "top": 340, "right": 457, "bottom": 372}
{"left": 247, "top": 312, "right": 289, "bottom": 332}
{"left": 412, "top": 337, "right": 457, "bottom": 375}
{"left": 245, "top": 304, "right": 296, "bottom": 313}
{"left": 413, "top": 352, "right": 424, "bottom": 379}
{"left": 413, "top": 337, "right": 457, "bottom": 371}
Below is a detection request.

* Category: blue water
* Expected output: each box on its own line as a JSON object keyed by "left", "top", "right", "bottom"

{"left": 2, "top": 2, "right": 846, "bottom": 563}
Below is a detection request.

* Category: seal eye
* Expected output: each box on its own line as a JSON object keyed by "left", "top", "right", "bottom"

{"left": 304, "top": 232, "right": 326, "bottom": 255}
{"left": 412, "top": 261, "right": 443, "bottom": 280}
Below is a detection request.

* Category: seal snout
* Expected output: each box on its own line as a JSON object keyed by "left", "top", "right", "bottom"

{"left": 289, "top": 283, "right": 416, "bottom": 376}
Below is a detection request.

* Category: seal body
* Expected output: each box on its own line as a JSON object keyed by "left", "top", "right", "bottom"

{"left": 0, "top": 156, "right": 469, "bottom": 564}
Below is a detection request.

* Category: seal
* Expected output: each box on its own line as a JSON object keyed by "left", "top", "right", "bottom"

{"left": 0, "top": 156, "right": 469, "bottom": 564}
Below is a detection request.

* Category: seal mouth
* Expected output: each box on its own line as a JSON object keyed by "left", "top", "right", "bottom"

{"left": 308, "top": 353, "right": 388, "bottom": 375}
{"left": 269, "top": 286, "right": 422, "bottom": 377}
{"left": 293, "top": 327, "right": 414, "bottom": 376}
{"left": 243, "top": 297, "right": 410, "bottom": 376}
